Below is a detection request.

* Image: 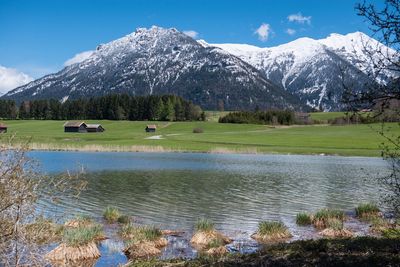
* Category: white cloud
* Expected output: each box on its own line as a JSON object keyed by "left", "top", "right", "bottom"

{"left": 64, "top": 50, "right": 94, "bottom": 66}
{"left": 254, "top": 23, "right": 271, "bottom": 41}
{"left": 0, "top": 65, "right": 33, "bottom": 95}
{"left": 183, "top": 30, "right": 199, "bottom": 39}
{"left": 286, "top": 28, "right": 296, "bottom": 35}
{"left": 287, "top": 13, "right": 312, "bottom": 24}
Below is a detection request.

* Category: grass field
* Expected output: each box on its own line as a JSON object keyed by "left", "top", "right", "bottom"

{"left": 0, "top": 119, "right": 398, "bottom": 157}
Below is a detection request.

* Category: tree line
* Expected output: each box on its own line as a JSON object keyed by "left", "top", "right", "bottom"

{"left": 219, "top": 110, "right": 295, "bottom": 125}
{"left": 0, "top": 94, "right": 205, "bottom": 121}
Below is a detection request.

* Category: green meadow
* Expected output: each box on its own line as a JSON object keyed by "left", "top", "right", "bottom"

{"left": 0, "top": 119, "right": 398, "bottom": 157}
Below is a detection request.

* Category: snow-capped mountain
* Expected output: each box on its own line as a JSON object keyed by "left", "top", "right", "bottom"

{"left": 3, "top": 26, "right": 302, "bottom": 110}
{"left": 209, "top": 32, "right": 397, "bottom": 111}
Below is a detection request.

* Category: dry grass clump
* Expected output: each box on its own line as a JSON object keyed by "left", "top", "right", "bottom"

{"left": 45, "top": 242, "right": 101, "bottom": 263}
{"left": 251, "top": 221, "right": 292, "bottom": 242}
{"left": 191, "top": 219, "right": 231, "bottom": 249}
{"left": 319, "top": 218, "right": 353, "bottom": 238}
{"left": 296, "top": 212, "right": 313, "bottom": 226}
{"left": 206, "top": 245, "right": 229, "bottom": 256}
{"left": 64, "top": 214, "right": 94, "bottom": 228}
{"left": 45, "top": 223, "right": 104, "bottom": 263}
{"left": 355, "top": 203, "right": 381, "bottom": 220}
{"left": 312, "top": 208, "right": 345, "bottom": 228}
{"left": 24, "top": 216, "right": 64, "bottom": 244}
{"left": 121, "top": 224, "right": 168, "bottom": 259}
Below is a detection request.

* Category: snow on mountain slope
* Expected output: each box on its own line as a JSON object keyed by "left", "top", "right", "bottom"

{"left": 3, "top": 26, "right": 304, "bottom": 110}
{"left": 209, "top": 32, "right": 395, "bottom": 111}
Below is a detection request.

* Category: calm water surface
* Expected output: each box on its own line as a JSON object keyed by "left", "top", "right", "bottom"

{"left": 28, "top": 151, "right": 389, "bottom": 265}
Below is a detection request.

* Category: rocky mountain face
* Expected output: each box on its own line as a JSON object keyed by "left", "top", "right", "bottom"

{"left": 2, "top": 26, "right": 303, "bottom": 111}
{"left": 4, "top": 28, "right": 396, "bottom": 111}
{"left": 208, "top": 32, "right": 397, "bottom": 111}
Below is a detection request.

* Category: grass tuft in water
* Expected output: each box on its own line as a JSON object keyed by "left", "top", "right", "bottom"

{"left": 355, "top": 203, "right": 380, "bottom": 219}
{"left": 195, "top": 218, "right": 215, "bottom": 232}
{"left": 119, "top": 224, "right": 162, "bottom": 243}
{"left": 296, "top": 212, "right": 312, "bottom": 226}
{"left": 257, "top": 221, "right": 291, "bottom": 237}
{"left": 313, "top": 208, "right": 344, "bottom": 228}
{"left": 103, "top": 206, "right": 120, "bottom": 223}
{"left": 62, "top": 224, "right": 103, "bottom": 247}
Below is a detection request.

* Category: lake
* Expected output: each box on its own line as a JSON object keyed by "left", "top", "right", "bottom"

{"left": 28, "top": 151, "right": 390, "bottom": 264}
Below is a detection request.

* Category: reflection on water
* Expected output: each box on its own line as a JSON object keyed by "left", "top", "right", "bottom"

{"left": 28, "top": 151, "right": 389, "bottom": 265}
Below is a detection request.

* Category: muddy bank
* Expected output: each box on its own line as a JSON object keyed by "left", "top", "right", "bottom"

{"left": 128, "top": 237, "right": 400, "bottom": 266}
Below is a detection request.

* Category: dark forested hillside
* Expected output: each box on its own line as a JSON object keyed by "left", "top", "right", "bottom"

{"left": 0, "top": 94, "right": 204, "bottom": 121}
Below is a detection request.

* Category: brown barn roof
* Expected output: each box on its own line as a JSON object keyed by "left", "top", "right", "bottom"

{"left": 63, "top": 121, "right": 86, "bottom": 128}
{"left": 0, "top": 123, "right": 7, "bottom": 128}
{"left": 146, "top": 124, "right": 157, "bottom": 129}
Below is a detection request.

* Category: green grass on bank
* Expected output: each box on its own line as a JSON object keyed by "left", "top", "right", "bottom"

{"left": 0, "top": 119, "right": 398, "bottom": 157}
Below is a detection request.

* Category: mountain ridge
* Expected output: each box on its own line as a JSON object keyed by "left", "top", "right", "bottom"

{"left": 3, "top": 27, "right": 397, "bottom": 111}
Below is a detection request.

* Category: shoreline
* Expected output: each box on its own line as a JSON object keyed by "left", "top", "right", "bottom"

{"left": 11, "top": 143, "right": 384, "bottom": 158}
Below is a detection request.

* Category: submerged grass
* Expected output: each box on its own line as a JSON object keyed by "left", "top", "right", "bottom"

{"left": 103, "top": 206, "right": 120, "bottom": 223}
{"left": 296, "top": 212, "right": 312, "bottom": 226}
{"left": 195, "top": 218, "right": 215, "bottom": 232}
{"left": 62, "top": 224, "right": 103, "bottom": 247}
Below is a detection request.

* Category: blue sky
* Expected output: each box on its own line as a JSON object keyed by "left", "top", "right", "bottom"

{"left": 0, "top": 0, "right": 381, "bottom": 89}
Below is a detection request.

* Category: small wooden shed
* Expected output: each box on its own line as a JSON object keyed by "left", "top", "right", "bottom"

{"left": 64, "top": 121, "right": 87, "bottom": 133}
{"left": 86, "top": 124, "right": 105, "bottom": 133}
{"left": 145, "top": 124, "right": 157, "bottom": 133}
{"left": 0, "top": 123, "right": 7, "bottom": 133}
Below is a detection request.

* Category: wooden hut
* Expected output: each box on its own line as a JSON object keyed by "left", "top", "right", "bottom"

{"left": 86, "top": 124, "right": 105, "bottom": 133}
{"left": 64, "top": 121, "right": 87, "bottom": 133}
{"left": 0, "top": 123, "right": 7, "bottom": 133}
{"left": 145, "top": 124, "right": 157, "bottom": 133}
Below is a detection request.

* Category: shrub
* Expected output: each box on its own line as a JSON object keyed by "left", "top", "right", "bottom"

{"left": 62, "top": 224, "right": 103, "bottom": 247}
{"left": 355, "top": 203, "right": 380, "bottom": 219}
{"left": 296, "top": 212, "right": 312, "bottom": 226}
{"left": 193, "top": 128, "right": 204, "bottom": 133}
{"left": 257, "top": 221, "right": 290, "bottom": 237}
{"left": 195, "top": 218, "right": 215, "bottom": 232}
{"left": 103, "top": 206, "right": 120, "bottom": 223}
